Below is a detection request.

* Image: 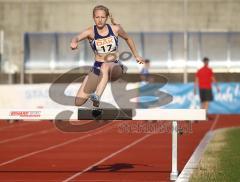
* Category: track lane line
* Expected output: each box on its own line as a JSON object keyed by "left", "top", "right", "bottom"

{"left": 63, "top": 133, "right": 154, "bottom": 182}
{"left": 0, "top": 128, "right": 56, "bottom": 144}
{"left": 176, "top": 114, "right": 220, "bottom": 181}
{"left": 0, "top": 122, "right": 115, "bottom": 167}
{"left": 210, "top": 114, "right": 220, "bottom": 131}
{"left": 0, "top": 122, "right": 32, "bottom": 131}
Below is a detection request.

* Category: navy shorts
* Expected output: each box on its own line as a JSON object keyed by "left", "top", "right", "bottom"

{"left": 91, "top": 60, "right": 123, "bottom": 76}
{"left": 199, "top": 89, "right": 213, "bottom": 102}
{"left": 92, "top": 61, "right": 103, "bottom": 75}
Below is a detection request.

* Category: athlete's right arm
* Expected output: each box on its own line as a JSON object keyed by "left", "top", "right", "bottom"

{"left": 70, "top": 28, "right": 92, "bottom": 50}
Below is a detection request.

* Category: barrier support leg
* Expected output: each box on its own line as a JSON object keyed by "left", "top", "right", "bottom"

{"left": 170, "top": 120, "right": 178, "bottom": 180}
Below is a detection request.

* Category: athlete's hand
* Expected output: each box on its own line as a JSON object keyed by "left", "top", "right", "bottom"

{"left": 135, "top": 56, "right": 145, "bottom": 64}
{"left": 70, "top": 41, "right": 78, "bottom": 50}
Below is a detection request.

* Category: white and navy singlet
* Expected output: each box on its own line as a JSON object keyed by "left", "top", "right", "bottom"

{"left": 89, "top": 24, "right": 118, "bottom": 54}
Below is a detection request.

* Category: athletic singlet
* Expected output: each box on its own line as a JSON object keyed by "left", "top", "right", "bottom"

{"left": 89, "top": 24, "right": 118, "bottom": 54}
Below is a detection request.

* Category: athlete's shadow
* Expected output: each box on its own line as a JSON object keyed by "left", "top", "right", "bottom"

{"left": 88, "top": 163, "right": 169, "bottom": 173}
{"left": 88, "top": 163, "right": 170, "bottom": 173}
{"left": 89, "top": 163, "right": 134, "bottom": 172}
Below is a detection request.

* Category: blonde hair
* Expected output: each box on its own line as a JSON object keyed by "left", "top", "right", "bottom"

{"left": 93, "top": 5, "right": 117, "bottom": 25}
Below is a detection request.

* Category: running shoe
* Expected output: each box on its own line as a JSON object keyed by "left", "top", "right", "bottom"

{"left": 90, "top": 93, "right": 100, "bottom": 107}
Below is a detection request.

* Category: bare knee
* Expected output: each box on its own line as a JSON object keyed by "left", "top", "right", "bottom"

{"left": 109, "top": 65, "right": 123, "bottom": 81}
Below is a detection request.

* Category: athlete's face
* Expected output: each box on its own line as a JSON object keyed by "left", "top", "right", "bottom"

{"left": 204, "top": 60, "right": 209, "bottom": 66}
{"left": 93, "top": 10, "right": 108, "bottom": 29}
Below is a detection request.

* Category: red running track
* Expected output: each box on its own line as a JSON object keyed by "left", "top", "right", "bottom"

{"left": 0, "top": 115, "right": 240, "bottom": 182}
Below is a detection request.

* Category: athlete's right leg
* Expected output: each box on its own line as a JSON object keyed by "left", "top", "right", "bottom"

{"left": 205, "top": 101, "right": 209, "bottom": 111}
{"left": 201, "top": 101, "right": 211, "bottom": 120}
{"left": 94, "top": 63, "right": 110, "bottom": 100}
{"left": 201, "top": 101, "right": 209, "bottom": 110}
{"left": 202, "top": 101, "right": 213, "bottom": 120}
{"left": 75, "top": 72, "right": 99, "bottom": 106}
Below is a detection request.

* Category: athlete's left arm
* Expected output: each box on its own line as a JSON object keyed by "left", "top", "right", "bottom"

{"left": 116, "top": 25, "right": 145, "bottom": 64}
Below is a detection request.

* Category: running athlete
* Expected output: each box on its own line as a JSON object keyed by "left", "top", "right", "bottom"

{"left": 70, "top": 5, "right": 145, "bottom": 107}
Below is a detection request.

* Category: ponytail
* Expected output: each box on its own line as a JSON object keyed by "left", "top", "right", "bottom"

{"left": 109, "top": 13, "right": 118, "bottom": 25}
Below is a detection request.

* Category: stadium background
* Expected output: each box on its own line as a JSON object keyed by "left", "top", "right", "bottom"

{"left": 0, "top": 1, "right": 240, "bottom": 181}
{"left": 1, "top": 0, "right": 240, "bottom": 113}
{"left": 1, "top": 0, "right": 240, "bottom": 82}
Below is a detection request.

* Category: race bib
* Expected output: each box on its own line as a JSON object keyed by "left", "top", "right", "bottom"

{"left": 95, "top": 36, "right": 117, "bottom": 54}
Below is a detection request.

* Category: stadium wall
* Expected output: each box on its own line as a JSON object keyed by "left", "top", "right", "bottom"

{"left": 1, "top": 0, "right": 240, "bottom": 72}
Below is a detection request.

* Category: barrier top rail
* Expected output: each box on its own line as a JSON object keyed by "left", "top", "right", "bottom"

{"left": 0, "top": 108, "right": 206, "bottom": 121}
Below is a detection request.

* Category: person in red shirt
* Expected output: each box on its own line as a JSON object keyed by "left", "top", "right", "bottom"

{"left": 194, "top": 57, "right": 220, "bottom": 114}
